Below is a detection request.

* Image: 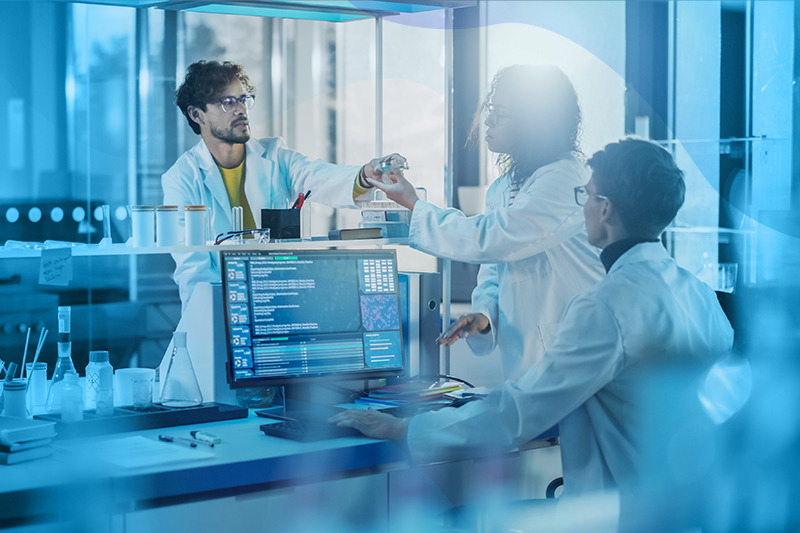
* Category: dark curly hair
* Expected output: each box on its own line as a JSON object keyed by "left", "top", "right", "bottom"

{"left": 176, "top": 60, "right": 256, "bottom": 135}
{"left": 469, "top": 65, "right": 582, "bottom": 186}
{"left": 588, "top": 137, "right": 685, "bottom": 239}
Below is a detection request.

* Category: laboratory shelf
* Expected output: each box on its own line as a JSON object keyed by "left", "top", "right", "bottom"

{"left": 0, "top": 238, "right": 409, "bottom": 259}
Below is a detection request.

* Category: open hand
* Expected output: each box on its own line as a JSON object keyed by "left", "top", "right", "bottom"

{"left": 328, "top": 408, "right": 410, "bottom": 440}
{"left": 363, "top": 155, "right": 419, "bottom": 211}
{"left": 436, "top": 313, "right": 490, "bottom": 347}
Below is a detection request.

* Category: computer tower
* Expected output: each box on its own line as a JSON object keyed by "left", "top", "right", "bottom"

{"left": 398, "top": 272, "right": 442, "bottom": 379}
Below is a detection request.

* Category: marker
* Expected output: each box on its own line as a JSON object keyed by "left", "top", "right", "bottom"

{"left": 158, "top": 435, "right": 197, "bottom": 448}
{"left": 190, "top": 430, "right": 221, "bottom": 445}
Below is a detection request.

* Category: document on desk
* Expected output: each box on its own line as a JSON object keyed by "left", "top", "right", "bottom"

{"left": 70, "top": 436, "right": 215, "bottom": 470}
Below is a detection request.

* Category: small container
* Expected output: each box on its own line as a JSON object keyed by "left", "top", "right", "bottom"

{"left": 25, "top": 361, "right": 47, "bottom": 411}
{"left": 95, "top": 387, "right": 114, "bottom": 417}
{"left": 130, "top": 206, "right": 155, "bottom": 247}
{"left": 184, "top": 205, "right": 207, "bottom": 246}
{"left": 85, "top": 350, "right": 113, "bottom": 410}
{"left": 2, "top": 379, "right": 31, "bottom": 419}
{"left": 155, "top": 205, "right": 179, "bottom": 246}
{"left": 260, "top": 209, "right": 301, "bottom": 240}
{"left": 131, "top": 377, "right": 153, "bottom": 410}
{"left": 115, "top": 368, "right": 155, "bottom": 406}
{"left": 61, "top": 370, "right": 84, "bottom": 422}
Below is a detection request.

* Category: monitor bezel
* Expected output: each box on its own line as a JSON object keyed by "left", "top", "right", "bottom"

{"left": 221, "top": 248, "right": 406, "bottom": 389}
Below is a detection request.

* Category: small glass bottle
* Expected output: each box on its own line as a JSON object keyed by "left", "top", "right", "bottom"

{"left": 85, "top": 350, "right": 113, "bottom": 410}
{"left": 61, "top": 370, "right": 84, "bottom": 422}
{"left": 160, "top": 331, "right": 203, "bottom": 408}
{"left": 2, "top": 378, "right": 31, "bottom": 419}
{"left": 46, "top": 306, "right": 76, "bottom": 413}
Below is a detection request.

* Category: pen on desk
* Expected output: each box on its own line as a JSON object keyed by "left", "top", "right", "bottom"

{"left": 158, "top": 435, "right": 197, "bottom": 448}
{"left": 190, "top": 430, "right": 221, "bottom": 445}
{"left": 189, "top": 437, "right": 215, "bottom": 447}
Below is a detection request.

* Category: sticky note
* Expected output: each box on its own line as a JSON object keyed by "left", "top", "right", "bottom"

{"left": 39, "top": 247, "right": 73, "bottom": 286}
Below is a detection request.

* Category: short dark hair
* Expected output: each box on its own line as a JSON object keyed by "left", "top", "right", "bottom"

{"left": 469, "top": 65, "right": 582, "bottom": 185}
{"left": 175, "top": 60, "right": 256, "bottom": 135}
{"left": 587, "top": 138, "right": 685, "bottom": 239}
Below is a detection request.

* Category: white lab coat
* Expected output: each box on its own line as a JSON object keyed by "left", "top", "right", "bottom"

{"left": 409, "top": 157, "right": 605, "bottom": 380}
{"left": 162, "top": 137, "right": 361, "bottom": 308}
{"left": 407, "top": 242, "right": 734, "bottom": 496}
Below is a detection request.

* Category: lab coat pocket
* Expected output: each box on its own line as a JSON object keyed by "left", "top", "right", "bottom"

{"left": 507, "top": 252, "right": 552, "bottom": 285}
{"left": 537, "top": 322, "right": 561, "bottom": 352}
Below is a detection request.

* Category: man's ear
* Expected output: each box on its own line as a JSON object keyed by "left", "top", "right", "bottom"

{"left": 187, "top": 105, "right": 205, "bottom": 127}
{"left": 598, "top": 198, "right": 615, "bottom": 225}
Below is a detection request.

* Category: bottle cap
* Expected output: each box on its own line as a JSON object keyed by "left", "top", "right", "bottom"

{"left": 89, "top": 350, "right": 110, "bottom": 363}
{"left": 173, "top": 331, "right": 187, "bottom": 348}
{"left": 65, "top": 370, "right": 79, "bottom": 382}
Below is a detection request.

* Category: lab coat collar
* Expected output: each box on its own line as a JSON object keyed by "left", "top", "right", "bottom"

{"left": 606, "top": 241, "right": 671, "bottom": 275}
{"left": 600, "top": 237, "right": 659, "bottom": 273}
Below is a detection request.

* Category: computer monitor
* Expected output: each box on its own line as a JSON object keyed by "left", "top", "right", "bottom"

{"left": 220, "top": 248, "right": 405, "bottom": 408}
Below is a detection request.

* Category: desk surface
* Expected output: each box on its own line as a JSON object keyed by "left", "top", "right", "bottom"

{"left": 0, "top": 412, "right": 409, "bottom": 523}
{"left": 0, "top": 411, "right": 558, "bottom": 525}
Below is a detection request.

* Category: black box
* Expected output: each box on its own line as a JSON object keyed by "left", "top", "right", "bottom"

{"left": 261, "top": 209, "right": 301, "bottom": 240}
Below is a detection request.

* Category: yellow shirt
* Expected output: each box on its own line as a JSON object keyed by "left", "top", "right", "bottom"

{"left": 218, "top": 158, "right": 256, "bottom": 230}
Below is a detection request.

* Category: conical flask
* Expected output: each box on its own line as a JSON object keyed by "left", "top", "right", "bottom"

{"left": 160, "top": 331, "right": 203, "bottom": 408}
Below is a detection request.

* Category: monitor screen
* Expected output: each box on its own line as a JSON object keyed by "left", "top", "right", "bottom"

{"left": 221, "top": 248, "right": 405, "bottom": 389}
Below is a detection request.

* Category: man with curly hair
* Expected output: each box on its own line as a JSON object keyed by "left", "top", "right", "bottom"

{"left": 163, "top": 60, "right": 406, "bottom": 308}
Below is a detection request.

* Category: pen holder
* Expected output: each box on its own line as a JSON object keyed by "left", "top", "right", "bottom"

{"left": 261, "top": 209, "right": 301, "bottom": 240}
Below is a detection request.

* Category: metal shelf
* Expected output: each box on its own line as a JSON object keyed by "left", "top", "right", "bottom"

{"left": 0, "top": 238, "right": 409, "bottom": 259}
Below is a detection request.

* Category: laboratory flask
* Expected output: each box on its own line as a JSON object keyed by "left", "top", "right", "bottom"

{"left": 160, "top": 331, "right": 203, "bottom": 408}
{"left": 46, "top": 306, "right": 76, "bottom": 413}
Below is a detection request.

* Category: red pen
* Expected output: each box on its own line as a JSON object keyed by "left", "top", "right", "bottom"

{"left": 296, "top": 193, "right": 305, "bottom": 209}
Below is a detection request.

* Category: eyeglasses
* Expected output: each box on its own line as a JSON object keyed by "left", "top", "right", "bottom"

{"left": 217, "top": 95, "right": 255, "bottom": 113}
{"left": 486, "top": 103, "right": 514, "bottom": 125}
{"left": 574, "top": 186, "right": 610, "bottom": 207}
{"left": 214, "top": 228, "right": 270, "bottom": 245}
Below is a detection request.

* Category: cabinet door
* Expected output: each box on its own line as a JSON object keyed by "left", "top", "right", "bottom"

{"left": 388, "top": 445, "right": 562, "bottom": 532}
{"left": 124, "top": 473, "right": 389, "bottom": 533}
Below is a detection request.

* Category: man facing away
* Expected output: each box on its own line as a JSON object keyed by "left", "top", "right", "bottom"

{"left": 163, "top": 60, "right": 406, "bottom": 309}
{"left": 331, "top": 138, "right": 734, "bottom": 515}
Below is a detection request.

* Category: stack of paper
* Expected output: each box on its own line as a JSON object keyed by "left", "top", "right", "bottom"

{"left": 0, "top": 416, "right": 56, "bottom": 465}
{"left": 355, "top": 381, "right": 463, "bottom": 408}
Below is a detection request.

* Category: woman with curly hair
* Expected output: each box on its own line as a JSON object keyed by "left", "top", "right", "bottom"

{"left": 370, "top": 64, "right": 604, "bottom": 381}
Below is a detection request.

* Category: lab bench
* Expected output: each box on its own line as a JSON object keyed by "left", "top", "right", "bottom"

{"left": 0, "top": 411, "right": 561, "bottom": 533}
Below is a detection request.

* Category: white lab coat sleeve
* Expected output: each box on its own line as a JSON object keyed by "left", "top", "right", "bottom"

{"left": 274, "top": 142, "right": 361, "bottom": 209}
{"left": 408, "top": 165, "right": 585, "bottom": 263}
{"left": 162, "top": 167, "right": 216, "bottom": 307}
{"left": 407, "top": 292, "right": 625, "bottom": 465}
{"left": 465, "top": 263, "right": 499, "bottom": 356}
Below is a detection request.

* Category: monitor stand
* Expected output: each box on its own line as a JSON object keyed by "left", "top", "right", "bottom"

{"left": 276, "top": 382, "right": 355, "bottom": 422}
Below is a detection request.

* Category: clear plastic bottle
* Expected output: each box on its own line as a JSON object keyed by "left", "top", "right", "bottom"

{"left": 46, "top": 306, "right": 76, "bottom": 413}
{"left": 160, "top": 331, "right": 203, "bottom": 408}
{"left": 61, "top": 370, "right": 84, "bottom": 422}
{"left": 85, "top": 350, "right": 113, "bottom": 410}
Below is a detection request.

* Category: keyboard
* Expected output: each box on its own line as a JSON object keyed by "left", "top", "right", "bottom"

{"left": 259, "top": 417, "right": 361, "bottom": 442}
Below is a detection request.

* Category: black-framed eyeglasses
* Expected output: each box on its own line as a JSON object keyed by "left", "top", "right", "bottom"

{"left": 217, "top": 95, "right": 255, "bottom": 113}
{"left": 214, "top": 228, "right": 270, "bottom": 245}
{"left": 574, "top": 186, "right": 610, "bottom": 207}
